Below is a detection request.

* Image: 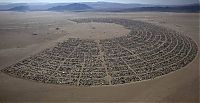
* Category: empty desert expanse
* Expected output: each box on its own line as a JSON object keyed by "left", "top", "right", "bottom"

{"left": 0, "top": 11, "right": 199, "bottom": 103}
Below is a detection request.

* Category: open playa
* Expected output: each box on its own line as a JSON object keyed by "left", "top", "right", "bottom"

{"left": 0, "top": 11, "right": 199, "bottom": 103}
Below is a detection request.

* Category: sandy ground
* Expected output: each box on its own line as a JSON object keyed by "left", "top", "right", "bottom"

{"left": 0, "top": 11, "right": 199, "bottom": 103}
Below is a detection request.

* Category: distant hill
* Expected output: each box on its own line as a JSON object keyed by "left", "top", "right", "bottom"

{"left": 8, "top": 6, "right": 29, "bottom": 11}
{"left": 82, "top": 2, "right": 151, "bottom": 9}
{"left": 110, "top": 3, "right": 200, "bottom": 13}
{"left": 48, "top": 3, "right": 93, "bottom": 11}
{"left": 0, "top": 3, "right": 64, "bottom": 11}
{"left": 0, "top": 3, "right": 27, "bottom": 10}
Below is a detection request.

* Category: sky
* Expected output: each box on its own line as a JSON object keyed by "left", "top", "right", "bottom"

{"left": 0, "top": 0, "right": 199, "bottom": 5}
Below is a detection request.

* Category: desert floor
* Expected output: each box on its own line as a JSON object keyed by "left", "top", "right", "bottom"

{"left": 0, "top": 11, "right": 199, "bottom": 103}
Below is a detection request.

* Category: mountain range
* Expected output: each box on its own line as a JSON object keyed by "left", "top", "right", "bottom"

{"left": 0, "top": 2, "right": 199, "bottom": 13}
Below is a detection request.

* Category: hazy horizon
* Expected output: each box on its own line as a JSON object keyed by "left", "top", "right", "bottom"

{"left": 0, "top": 0, "right": 199, "bottom": 5}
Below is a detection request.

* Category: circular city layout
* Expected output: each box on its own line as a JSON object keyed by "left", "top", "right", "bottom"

{"left": 1, "top": 18, "right": 198, "bottom": 86}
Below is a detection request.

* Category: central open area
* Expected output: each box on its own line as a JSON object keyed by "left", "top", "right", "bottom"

{"left": 65, "top": 22, "right": 130, "bottom": 39}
